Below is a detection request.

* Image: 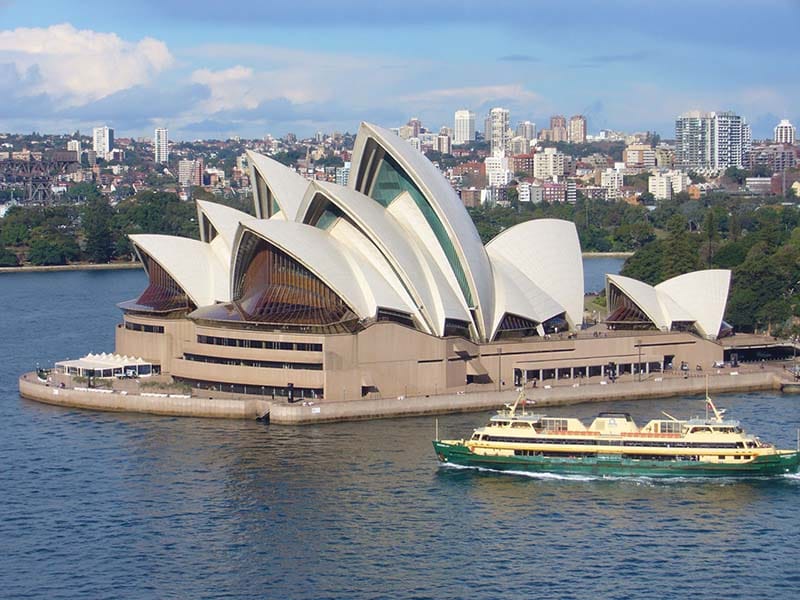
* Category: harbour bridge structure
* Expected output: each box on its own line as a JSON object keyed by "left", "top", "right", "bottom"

{"left": 0, "top": 151, "right": 81, "bottom": 204}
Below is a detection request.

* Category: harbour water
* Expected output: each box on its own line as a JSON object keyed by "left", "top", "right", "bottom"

{"left": 2, "top": 262, "right": 799, "bottom": 599}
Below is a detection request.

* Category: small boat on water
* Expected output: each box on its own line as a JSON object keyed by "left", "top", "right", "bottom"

{"left": 433, "top": 390, "right": 800, "bottom": 478}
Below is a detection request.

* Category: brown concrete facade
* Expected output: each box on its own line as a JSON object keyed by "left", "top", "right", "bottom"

{"left": 115, "top": 312, "right": 725, "bottom": 404}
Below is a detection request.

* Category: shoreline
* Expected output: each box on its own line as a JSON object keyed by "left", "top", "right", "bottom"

{"left": 19, "top": 370, "right": 785, "bottom": 424}
{"left": 0, "top": 262, "right": 140, "bottom": 274}
{"left": 582, "top": 252, "right": 633, "bottom": 258}
{"left": 1, "top": 253, "right": 632, "bottom": 274}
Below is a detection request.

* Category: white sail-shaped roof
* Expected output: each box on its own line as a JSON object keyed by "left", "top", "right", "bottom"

{"left": 486, "top": 219, "right": 584, "bottom": 329}
{"left": 196, "top": 200, "right": 253, "bottom": 269}
{"left": 297, "top": 180, "right": 472, "bottom": 336}
{"left": 607, "top": 274, "right": 669, "bottom": 329}
{"left": 237, "top": 220, "right": 414, "bottom": 321}
{"left": 130, "top": 234, "right": 229, "bottom": 306}
{"left": 606, "top": 270, "right": 731, "bottom": 339}
{"left": 656, "top": 270, "right": 731, "bottom": 338}
{"left": 247, "top": 150, "right": 309, "bottom": 221}
{"left": 196, "top": 200, "right": 250, "bottom": 249}
{"left": 350, "top": 122, "right": 495, "bottom": 341}
{"left": 489, "top": 253, "right": 565, "bottom": 338}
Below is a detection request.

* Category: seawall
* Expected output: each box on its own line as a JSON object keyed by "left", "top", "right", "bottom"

{"left": 269, "top": 371, "right": 781, "bottom": 424}
{"left": 0, "top": 262, "right": 140, "bottom": 274}
{"left": 19, "top": 374, "right": 269, "bottom": 419}
{"left": 20, "top": 370, "right": 782, "bottom": 423}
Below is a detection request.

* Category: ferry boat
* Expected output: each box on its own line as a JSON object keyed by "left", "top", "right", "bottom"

{"left": 433, "top": 391, "right": 800, "bottom": 478}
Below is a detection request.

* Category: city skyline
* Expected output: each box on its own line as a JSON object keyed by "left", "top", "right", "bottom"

{"left": 0, "top": 1, "right": 797, "bottom": 140}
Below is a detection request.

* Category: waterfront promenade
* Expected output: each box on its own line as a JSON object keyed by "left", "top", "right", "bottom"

{"left": 19, "top": 362, "right": 795, "bottom": 424}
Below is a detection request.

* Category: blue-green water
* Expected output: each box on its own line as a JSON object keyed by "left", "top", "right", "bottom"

{"left": 2, "top": 265, "right": 799, "bottom": 599}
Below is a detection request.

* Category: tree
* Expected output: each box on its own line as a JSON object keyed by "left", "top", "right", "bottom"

{"left": 661, "top": 214, "right": 699, "bottom": 280}
{"left": 620, "top": 240, "right": 666, "bottom": 285}
{"left": 0, "top": 246, "right": 19, "bottom": 267}
{"left": 28, "top": 236, "right": 80, "bottom": 266}
{"left": 82, "top": 197, "right": 115, "bottom": 263}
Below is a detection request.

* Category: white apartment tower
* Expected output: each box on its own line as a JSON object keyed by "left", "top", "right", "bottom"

{"left": 675, "top": 110, "right": 751, "bottom": 170}
{"left": 66, "top": 139, "right": 81, "bottom": 158}
{"left": 92, "top": 126, "right": 114, "bottom": 160}
{"left": 487, "top": 107, "right": 511, "bottom": 155}
{"left": 569, "top": 115, "right": 587, "bottom": 143}
{"left": 774, "top": 119, "right": 796, "bottom": 145}
{"left": 154, "top": 127, "right": 169, "bottom": 164}
{"left": 454, "top": 110, "right": 476, "bottom": 144}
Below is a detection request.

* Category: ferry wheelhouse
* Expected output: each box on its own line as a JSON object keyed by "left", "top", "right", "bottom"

{"left": 433, "top": 393, "right": 800, "bottom": 477}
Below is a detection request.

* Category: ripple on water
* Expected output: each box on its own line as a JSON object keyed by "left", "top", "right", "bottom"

{"left": 1, "top": 270, "right": 800, "bottom": 599}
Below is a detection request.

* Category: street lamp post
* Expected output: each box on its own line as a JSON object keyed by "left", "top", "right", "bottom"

{"left": 637, "top": 339, "right": 642, "bottom": 382}
{"left": 498, "top": 347, "right": 503, "bottom": 392}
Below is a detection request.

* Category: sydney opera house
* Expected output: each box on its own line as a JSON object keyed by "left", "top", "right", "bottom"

{"left": 115, "top": 122, "right": 731, "bottom": 403}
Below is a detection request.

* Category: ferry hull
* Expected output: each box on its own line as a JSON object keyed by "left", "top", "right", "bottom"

{"left": 433, "top": 441, "right": 800, "bottom": 478}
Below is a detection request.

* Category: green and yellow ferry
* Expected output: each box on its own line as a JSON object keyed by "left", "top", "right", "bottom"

{"left": 433, "top": 392, "right": 800, "bottom": 478}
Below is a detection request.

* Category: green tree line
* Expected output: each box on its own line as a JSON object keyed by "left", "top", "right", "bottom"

{"left": 0, "top": 188, "right": 199, "bottom": 266}
{"left": 622, "top": 205, "right": 800, "bottom": 336}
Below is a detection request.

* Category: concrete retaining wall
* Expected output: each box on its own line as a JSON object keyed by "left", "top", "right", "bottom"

{"left": 20, "top": 370, "right": 781, "bottom": 424}
{"left": 270, "top": 371, "right": 781, "bottom": 424}
{"left": 19, "top": 374, "right": 270, "bottom": 419}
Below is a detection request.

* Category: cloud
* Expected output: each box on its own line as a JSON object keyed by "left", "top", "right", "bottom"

{"left": 0, "top": 23, "right": 173, "bottom": 107}
{"left": 498, "top": 54, "right": 539, "bottom": 63}
{"left": 570, "top": 51, "right": 649, "bottom": 68}
{"left": 403, "top": 84, "right": 541, "bottom": 105}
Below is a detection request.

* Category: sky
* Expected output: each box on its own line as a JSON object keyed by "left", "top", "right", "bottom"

{"left": 0, "top": 0, "right": 797, "bottom": 140}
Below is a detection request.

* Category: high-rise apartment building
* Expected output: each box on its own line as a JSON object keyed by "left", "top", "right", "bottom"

{"left": 335, "top": 162, "right": 351, "bottom": 187}
{"left": 569, "top": 115, "right": 587, "bottom": 144}
{"left": 436, "top": 133, "right": 452, "bottom": 155}
{"left": 485, "top": 155, "right": 512, "bottom": 188}
{"left": 154, "top": 127, "right": 169, "bottom": 164}
{"left": 178, "top": 158, "right": 204, "bottom": 187}
{"left": 649, "top": 170, "right": 691, "bottom": 201}
{"left": 92, "top": 126, "right": 114, "bottom": 160}
{"left": 509, "top": 136, "right": 530, "bottom": 156}
{"left": 533, "top": 147, "right": 565, "bottom": 180}
{"left": 454, "top": 110, "right": 476, "bottom": 144}
{"left": 675, "top": 110, "right": 750, "bottom": 170}
{"left": 66, "top": 139, "right": 81, "bottom": 160}
{"left": 550, "top": 115, "right": 568, "bottom": 143}
{"left": 487, "top": 107, "right": 511, "bottom": 155}
{"left": 623, "top": 144, "right": 656, "bottom": 168}
{"left": 516, "top": 121, "right": 536, "bottom": 141}
{"left": 600, "top": 168, "right": 624, "bottom": 200}
{"left": 407, "top": 117, "right": 422, "bottom": 138}
{"left": 713, "top": 111, "right": 750, "bottom": 169}
{"left": 774, "top": 119, "right": 796, "bottom": 145}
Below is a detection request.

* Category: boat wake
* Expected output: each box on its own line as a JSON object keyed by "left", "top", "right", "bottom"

{"left": 439, "top": 462, "right": 799, "bottom": 485}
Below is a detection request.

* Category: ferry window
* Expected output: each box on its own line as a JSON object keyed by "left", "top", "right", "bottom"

{"left": 660, "top": 421, "right": 681, "bottom": 434}
{"left": 543, "top": 419, "right": 568, "bottom": 431}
